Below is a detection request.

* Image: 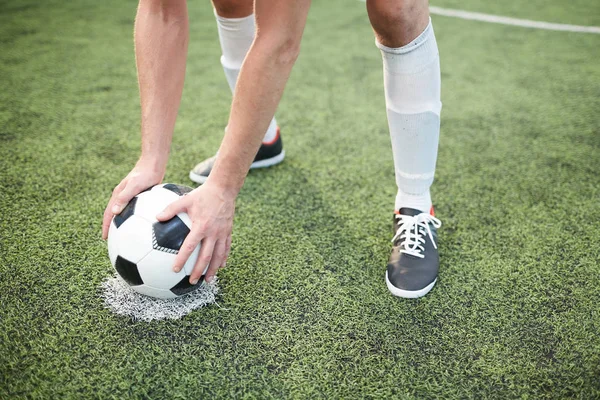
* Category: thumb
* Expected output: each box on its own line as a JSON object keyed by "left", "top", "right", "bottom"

{"left": 157, "top": 198, "right": 187, "bottom": 221}
{"left": 111, "top": 181, "right": 139, "bottom": 215}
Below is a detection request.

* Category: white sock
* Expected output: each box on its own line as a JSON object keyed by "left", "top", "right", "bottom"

{"left": 377, "top": 19, "right": 441, "bottom": 214}
{"left": 214, "top": 11, "right": 278, "bottom": 143}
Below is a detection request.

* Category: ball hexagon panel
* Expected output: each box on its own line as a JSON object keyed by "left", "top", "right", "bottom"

{"left": 113, "top": 197, "right": 137, "bottom": 228}
{"left": 133, "top": 188, "right": 179, "bottom": 223}
{"left": 159, "top": 183, "right": 193, "bottom": 196}
{"left": 152, "top": 216, "right": 190, "bottom": 253}
{"left": 114, "top": 256, "right": 143, "bottom": 286}
{"left": 136, "top": 249, "right": 186, "bottom": 289}
{"left": 170, "top": 275, "right": 203, "bottom": 296}
{"left": 132, "top": 284, "right": 179, "bottom": 299}
{"left": 115, "top": 214, "right": 154, "bottom": 264}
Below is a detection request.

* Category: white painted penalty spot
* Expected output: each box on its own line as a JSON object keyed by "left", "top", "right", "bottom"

{"left": 101, "top": 275, "right": 219, "bottom": 322}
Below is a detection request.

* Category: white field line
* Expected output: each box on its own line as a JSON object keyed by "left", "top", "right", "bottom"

{"left": 429, "top": 6, "right": 600, "bottom": 34}
{"left": 357, "top": 1, "right": 600, "bottom": 34}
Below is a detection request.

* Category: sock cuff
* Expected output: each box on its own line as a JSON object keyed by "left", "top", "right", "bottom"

{"left": 376, "top": 18, "right": 433, "bottom": 55}
{"left": 214, "top": 9, "right": 255, "bottom": 70}
{"left": 214, "top": 9, "right": 255, "bottom": 27}
{"left": 395, "top": 188, "right": 432, "bottom": 213}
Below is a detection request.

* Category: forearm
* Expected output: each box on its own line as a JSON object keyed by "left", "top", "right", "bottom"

{"left": 208, "top": 0, "right": 311, "bottom": 195}
{"left": 134, "top": 0, "right": 189, "bottom": 171}
{"left": 207, "top": 40, "right": 296, "bottom": 194}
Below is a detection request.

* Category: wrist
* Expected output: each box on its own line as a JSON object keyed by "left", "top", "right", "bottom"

{"left": 136, "top": 155, "right": 167, "bottom": 177}
{"left": 204, "top": 173, "right": 243, "bottom": 199}
{"left": 204, "top": 149, "right": 251, "bottom": 198}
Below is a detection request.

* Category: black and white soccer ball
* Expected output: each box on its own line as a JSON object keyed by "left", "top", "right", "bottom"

{"left": 107, "top": 183, "right": 206, "bottom": 299}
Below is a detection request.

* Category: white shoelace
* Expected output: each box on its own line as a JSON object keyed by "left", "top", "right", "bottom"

{"left": 392, "top": 212, "right": 442, "bottom": 259}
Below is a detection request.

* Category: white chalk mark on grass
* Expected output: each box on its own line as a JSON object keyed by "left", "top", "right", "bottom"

{"left": 101, "top": 275, "right": 219, "bottom": 322}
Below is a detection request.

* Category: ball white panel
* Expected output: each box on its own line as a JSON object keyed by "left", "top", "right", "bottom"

{"left": 107, "top": 220, "right": 119, "bottom": 267}
{"left": 151, "top": 184, "right": 170, "bottom": 192}
{"left": 134, "top": 189, "right": 180, "bottom": 223}
{"left": 131, "top": 284, "right": 178, "bottom": 299}
{"left": 137, "top": 250, "right": 187, "bottom": 289}
{"left": 115, "top": 215, "right": 154, "bottom": 263}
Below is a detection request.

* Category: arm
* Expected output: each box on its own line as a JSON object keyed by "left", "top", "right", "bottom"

{"left": 136, "top": 0, "right": 188, "bottom": 173}
{"left": 207, "top": 0, "right": 312, "bottom": 194}
{"left": 102, "top": 0, "right": 189, "bottom": 239}
{"left": 158, "top": 0, "right": 312, "bottom": 284}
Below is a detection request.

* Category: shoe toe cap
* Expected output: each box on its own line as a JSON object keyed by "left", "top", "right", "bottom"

{"left": 191, "top": 157, "right": 215, "bottom": 176}
{"left": 386, "top": 253, "right": 439, "bottom": 292}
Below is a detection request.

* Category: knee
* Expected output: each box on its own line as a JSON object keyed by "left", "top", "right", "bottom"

{"left": 212, "top": 0, "right": 253, "bottom": 18}
{"left": 139, "top": 0, "right": 188, "bottom": 21}
{"left": 275, "top": 37, "right": 301, "bottom": 66}
{"left": 367, "top": 0, "right": 429, "bottom": 47}
{"left": 368, "top": 0, "right": 424, "bottom": 24}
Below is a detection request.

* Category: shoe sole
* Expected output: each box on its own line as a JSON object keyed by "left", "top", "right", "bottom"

{"left": 189, "top": 150, "right": 286, "bottom": 184}
{"left": 385, "top": 271, "right": 436, "bottom": 299}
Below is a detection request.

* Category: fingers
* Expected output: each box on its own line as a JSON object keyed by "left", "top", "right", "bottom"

{"left": 206, "top": 240, "right": 226, "bottom": 281}
{"left": 112, "top": 180, "right": 141, "bottom": 215}
{"left": 189, "top": 239, "right": 215, "bottom": 285}
{"left": 172, "top": 229, "right": 203, "bottom": 273}
{"left": 101, "top": 206, "right": 113, "bottom": 240}
{"left": 102, "top": 180, "right": 128, "bottom": 240}
{"left": 157, "top": 196, "right": 188, "bottom": 222}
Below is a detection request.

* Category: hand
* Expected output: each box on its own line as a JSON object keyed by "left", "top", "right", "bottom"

{"left": 156, "top": 181, "right": 235, "bottom": 284}
{"left": 102, "top": 159, "right": 165, "bottom": 240}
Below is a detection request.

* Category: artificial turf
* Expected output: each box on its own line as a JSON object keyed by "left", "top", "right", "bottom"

{"left": 1, "top": 0, "right": 599, "bottom": 398}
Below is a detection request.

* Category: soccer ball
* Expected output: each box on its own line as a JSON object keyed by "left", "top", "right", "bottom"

{"left": 107, "top": 183, "right": 206, "bottom": 299}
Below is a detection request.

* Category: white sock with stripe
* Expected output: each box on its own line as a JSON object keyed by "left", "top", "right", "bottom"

{"left": 215, "top": 11, "right": 278, "bottom": 143}
{"left": 378, "top": 19, "right": 441, "bottom": 214}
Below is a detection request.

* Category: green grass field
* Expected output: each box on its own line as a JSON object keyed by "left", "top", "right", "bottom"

{"left": 1, "top": 0, "right": 599, "bottom": 398}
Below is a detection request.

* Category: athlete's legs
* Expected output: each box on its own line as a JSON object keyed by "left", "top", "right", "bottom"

{"left": 212, "top": 0, "right": 252, "bottom": 18}
{"left": 367, "top": 0, "right": 443, "bottom": 298}
{"left": 367, "top": 0, "right": 429, "bottom": 47}
{"left": 368, "top": 0, "right": 440, "bottom": 212}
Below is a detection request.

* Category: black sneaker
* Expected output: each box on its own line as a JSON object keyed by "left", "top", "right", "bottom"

{"left": 189, "top": 127, "right": 285, "bottom": 184}
{"left": 386, "top": 207, "right": 442, "bottom": 298}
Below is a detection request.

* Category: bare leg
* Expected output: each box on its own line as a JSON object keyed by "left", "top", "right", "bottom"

{"left": 367, "top": 0, "right": 429, "bottom": 47}
{"left": 212, "top": 0, "right": 253, "bottom": 18}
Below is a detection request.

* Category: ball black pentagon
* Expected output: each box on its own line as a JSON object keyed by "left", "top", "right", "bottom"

{"left": 171, "top": 275, "right": 204, "bottom": 296}
{"left": 114, "top": 255, "right": 143, "bottom": 286}
{"left": 113, "top": 197, "right": 137, "bottom": 229}
{"left": 162, "top": 183, "right": 193, "bottom": 196}
{"left": 152, "top": 216, "right": 190, "bottom": 253}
